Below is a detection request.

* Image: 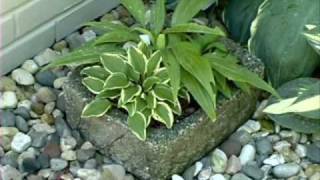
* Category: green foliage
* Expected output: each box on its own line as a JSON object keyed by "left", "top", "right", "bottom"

{"left": 304, "top": 24, "right": 320, "bottom": 55}
{"left": 249, "top": 0, "right": 320, "bottom": 87}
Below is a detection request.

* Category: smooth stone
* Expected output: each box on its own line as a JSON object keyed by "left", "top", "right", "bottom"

{"left": 37, "top": 153, "right": 50, "bottom": 169}
{"left": 50, "top": 158, "right": 68, "bottom": 171}
{"left": 36, "top": 87, "right": 57, "bottom": 103}
{"left": 56, "top": 93, "right": 66, "bottom": 112}
{"left": 1, "top": 151, "right": 19, "bottom": 168}
{"left": 102, "top": 164, "right": 126, "bottom": 180}
{"left": 14, "top": 107, "right": 30, "bottom": 119}
{"left": 198, "top": 168, "right": 212, "bottom": 180}
{"left": 312, "top": 132, "right": 320, "bottom": 142}
{"left": 183, "top": 164, "right": 197, "bottom": 180}
{"left": 41, "top": 114, "right": 55, "bottom": 125}
{"left": 83, "top": 159, "right": 97, "bottom": 169}
{"left": 310, "top": 172, "right": 320, "bottom": 180}
{"left": 32, "top": 123, "right": 55, "bottom": 134}
{"left": 29, "top": 131, "right": 48, "bottom": 148}
{"left": 230, "top": 173, "right": 252, "bottom": 180}
{"left": 0, "top": 136, "right": 14, "bottom": 151}
{"left": 0, "top": 92, "right": 18, "bottom": 109}
{"left": 172, "top": 174, "right": 184, "bottom": 180}
{"left": 194, "top": 162, "right": 204, "bottom": 176}
{"left": 0, "top": 127, "right": 19, "bottom": 137}
{"left": 35, "top": 70, "right": 57, "bottom": 87}
{"left": 43, "top": 143, "right": 61, "bottom": 158}
{"left": 210, "top": 174, "right": 226, "bottom": 180}
{"left": 230, "top": 130, "right": 252, "bottom": 146}
{"left": 0, "top": 77, "right": 17, "bottom": 92}
{"left": 11, "top": 68, "right": 35, "bottom": 86}
{"left": 82, "top": 30, "right": 97, "bottom": 42}
{"left": 11, "top": 132, "right": 32, "bottom": 153}
{"left": 280, "top": 148, "right": 300, "bottom": 163}
{"left": 263, "top": 154, "right": 285, "bottom": 166}
{"left": 211, "top": 149, "right": 228, "bottom": 173}
{"left": 306, "top": 144, "right": 320, "bottom": 163}
{"left": 272, "top": 163, "right": 300, "bottom": 178}
{"left": 220, "top": 139, "right": 242, "bottom": 157}
{"left": 238, "top": 120, "right": 261, "bottom": 133}
{"left": 226, "top": 155, "right": 241, "bottom": 174}
{"left": 77, "top": 169, "right": 101, "bottom": 180}
{"left": 15, "top": 116, "right": 29, "bottom": 133}
{"left": 44, "top": 102, "right": 55, "bottom": 114}
{"left": 0, "top": 110, "right": 16, "bottom": 127}
{"left": 256, "top": 137, "right": 272, "bottom": 155}
{"left": 61, "top": 150, "right": 77, "bottom": 161}
{"left": 22, "top": 157, "right": 41, "bottom": 173}
{"left": 242, "top": 163, "right": 264, "bottom": 180}
{"left": 0, "top": 165, "right": 23, "bottom": 180}
{"left": 255, "top": 154, "right": 269, "bottom": 167}
{"left": 60, "top": 136, "right": 77, "bottom": 151}
{"left": 53, "top": 40, "right": 67, "bottom": 52}
{"left": 239, "top": 144, "right": 256, "bottom": 165}
{"left": 0, "top": 146, "right": 4, "bottom": 157}
{"left": 53, "top": 77, "right": 67, "bottom": 89}
{"left": 55, "top": 117, "right": 72, "bottom": 138}
{"left": 22, "top": 60, "right": 39, "bottom": 74}
{"left": 65, "top": 32, "right": 85, "bottom": 50}
{"left": 273, "top": 140, "right": 291, "bottom": 152}
{"left": 76, "top": 142, "right": 95, "bottom": 162}
{"left": 34, "top": 48, "right": 60, "bottom": 67}
{"left": 27, "top": 175, "right": 44, "bottom": 180}
{"left": 31, "top": 102, "right": 44, "bottom": 115}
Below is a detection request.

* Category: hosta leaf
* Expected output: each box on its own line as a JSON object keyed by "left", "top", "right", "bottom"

{"left": 152, "top": 102, "right": 174, "bottom": 128}
{"left": 127, "top": 64, "right": 141, "bottom": 82}
{"left": 143, "top": 76, "right": 161, "bottom": 91}
{"left": 128, "top": 112, "right": 147, "bottom": 141}
{"left": 82, "top": 77, "right": 105, "bottom": 94}
{"left": 80, "top": 66, "right": 110, "bottom": 80}
{"left": 146, "top": 51, "right": 162, "bottom": 76}
{"left": 156, "top": 34, "right": 166, "bottom": 49}
{"left": 178, "top": 88, "right": 191, "bottom": 103}
{"left": 133, "top": 27, "right": 155, "bottom": 43}
{"left": 153, "top": 84, "right": 175, "bottom": 103}
{"left": 264, "top": 97, "right": 298, "bottom": 114}
{"left": 161, "top": 50, "right": 180, "bottom": 99}
{"left": 172, "top": 0, "right": 215, "bottom": 25}
{"left": 150, "top": 0, "right": 165, "bottom": 35}
{"left": 84, "top": 21, "right": 129, "bottom": 32}
{"left": 138, "top": 41, "right": 151, "bottom": 58}
{"left": 155, "top": 67, "right": 169, "bottom": 83}
{"left": 164, "top": 23, "right": 226, "bottom": 36}
{"left": 135, "top": 97, "right": 147, "bottom": 112}
{"left": 94, "top": 31, "right": 139, "bottom": 45}
{"left": 181, "top": 69, "right": 216, "bottom": 120}
{"left": 123, "top": 102, "right": 136, "bottom": 116}
{"left": 121, "top": 85, "right": 142, "bottom": 104}
{"left": 82, "top": 99, "right": 112, "bottom": 118}
{"left": 169, "top": 101, "right": 182, "bottom": 115}
{"left": 120, "top": 0, "right": 146, "bottom": 25}
{"left": 128, "top": 47, "right": 147, "bottom": 74}
{"left": 142, "top": 108, "right": 152, "bottom": 126}
{"left": 96, "top": 89, "right": 120, "bottom": 99}
{"left": 205, "top": 42, "right": 228, "bottom": 52}
{"left": 146, "top": 92, "right": 157, "bottom": 109}
{"left": 100, "top": 53, "right": 127, "bottom": 74}
{"left": 104, "top": 72, "right": 130, "bottom": 90}
{"left": 205, "top": 53, "right": 280, "bottom": 97}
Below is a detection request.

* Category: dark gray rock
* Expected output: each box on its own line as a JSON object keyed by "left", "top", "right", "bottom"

{"left": 15, "top": 116, "right": 29, "bottom": 133}
{"left": 306, "top": 144, "right": 320, "bottom": 163}
{"left": 56, "top": 93, "right": 66, "bottom": 112}
{"left": 14, "top": 107, "right": 31, "bottom": 120}
{"left": 29, "top": 131, "right": 48, "bottom": 148}
{"left": 242, "top": 163, "right": 264, "bottom": 180}
{"left": 220, "top": 138, "right": 242, "bottom": 157}
{"left": 55, "top": 117, "right": 72, "bottom": 137}
{"left": 230, "top": 130, "right": 252, "bottom": 146}
{"left": 1, "top": 151, "right": 19, "bottom": 168}
{"left": 22, "top": 157, "right": 41, "bottom": 173}
{"left": 0, "top": 110, "right": 16, "bottom": 127}
{"left": 38, "top": 153, "right": 50, "bottom": 169}
{"left": 35, "top": 70, "right": 57, "bottom": 87}
{"left": 256, "top": 137, "right": 272, "bottom": 155}
{"left": 63, "top": 40, "right": 263, "bottom": 180}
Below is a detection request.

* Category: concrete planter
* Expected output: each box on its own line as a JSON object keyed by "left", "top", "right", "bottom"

{"left": 63, "top": 40, "right": 263, "bottom": 180}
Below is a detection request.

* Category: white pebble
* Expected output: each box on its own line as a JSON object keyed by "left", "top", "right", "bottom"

{"left": 53, "top": 77, "right": 67, "bottom": 89}
{"left": 11, "top": 68, "right": 35, "bottom": 85}
{"left": 239, "top": 144, "right": 256, "bottom": 165}
{"left": 172, "top": 174, "right": 184, "bottom": 180}
{"left": 11, "top": 132, "right": 32, "bottom": 153}
{"left": 0, "top": 91, "right": 17, "bottom": 109}
{"left": 295, "top": 144, "right": 307, "bottom": 158}
{"left": 263, "top": 154, "right": 285, "bottom": 166}
{"left": 273, "top": 141, "right": 291, "bottom": 152}
{"left": 238, "top": 120, "right": 261, "bottom": 133}
{"left": 17, "top": 100, "right": 32, "bottom": 110}
{"left": 194, "top": 161, "right": 203, "bottom": 176}
{"left": 34, "top": 48, "right": 60, "bottom": 67}
{"left": 210, "top": 174, "right": 226, "bottom": 180}
{"left": 21, "top": 60, "right": 39, "bottom": 74}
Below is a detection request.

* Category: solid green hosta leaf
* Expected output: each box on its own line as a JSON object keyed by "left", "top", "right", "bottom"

{"left": 143, "top": 76, "right": 161, "bottom": 91}
{"left": 128, "top": 47, "right": 147, "bottom": 75}
{"left": 100, "top": 53, "right": 127, "bottom": 74}
{"left": 82, "top": 99, "right": 112, "bottom": 118}
{"left": 96, "top": 89, "right": 120, "bottom": 99}
{"left": 150, "top": 0, "right": 166, "bottom": 35}
{"left": 80, "top": 66, "right": 109, "bottom": 80}
{"left": 156, "top": 34, "right": 166, "bottom": 49}
{"left": 146, "top": 51, "right": 162, "bottom": 76}
{"left": 123, "top": 102, "right": 136, "bottom": 116}
{"left": 205, "top": 53, "right": 279, "bottom": 97}
{"left": 153, "top": 84, "right": 175, "bottom": 103}
{"left": 85, "top": 21, "right": 129, "bottom": 32}
{"left": 104, "top": 73, "right": 130, "bottom": 90}
{"left": 164, "top": 23, "right": 226, "bottom": 36}
{"left": 155, "top": 67, "right": 169, "bottom": 83}
{"left": 172, "top": 0, "right": 216, "bottom": 25}
{"left": 120, "top": 0, "right": 146, "bottom": 25}
{"left": 152, "top": 102, "right": 174, "bottom": 128}
{"left": 182, "top": 69, "right": 216, "bottom": 120}
{"left": 162, "top": 50, "right": 180, "bottom": 99}
{"left": 128, "top": 112, "right": 147, "bottom": 141}
{"left": 121, "top": 85, "right": 142, "bottom": 104}
{"left": 82, "top": 77, "right": 105, "bottom": 94}
{"left": 146, "top": 92, "right": 157, "bottom": 109}
{"left": 94, "top": 31, "right": 139, "bottom": 45}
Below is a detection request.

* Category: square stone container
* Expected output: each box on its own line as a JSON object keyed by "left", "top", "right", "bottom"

{"left": 63, "top": 40, "right": 264, "bottom": 180}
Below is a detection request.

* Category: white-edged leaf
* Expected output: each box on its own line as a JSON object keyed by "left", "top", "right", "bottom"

{"left": 142, "top": 108, "right": 152, "bottom": 126}
{"left": 128, "top": 47, "right": 147, "bottom": 74}
{"left": 82, "top": 77, "right": 105, "bottom": 94}
{"left": 80, "top": 66, "right": 109, "bottom": 80}
{"left": 143, "top": 76, "right": 161, "bottom": 91}
{"left": 100, "top": 53, "right": 128, "bottom": 74}
{"left": 152, "top": 102, "right": 174, "bottom": 128}
{"left": 263, "top": 97, "right": 297, "bottom": 114}
{"left": 82, "top": 99, "right": 112, "bottom": 118}
{"left": 155, "top": 67, "right": 169, "bottom": 83}
{"left": 127, "top": 64, "right": 141, "bottom": 82}
{"left": 104, "top": 72, "right": 130, "bottom": 90}
{"left": 169, "top": 101, "right": 182, "bottom": 115}
{"left": 153, "top": 84, "right": 175, "bottom": 103}
{"left": 164, "top": 23, "right": 226, "bottom": 36}
{"left": 122, "top": 102, "right": 136, "bottom": 117}
{"left": 135, "top": 97, "right": 147, "bottom": 112}
{"left": 96, "top": 89, "right": 120, "bottom": 99}
{"left": 146, "top": 50, "right": 162, "bottom": 76}
{"left": 121, "top": 85, "right": 142, "bottom": 104}
{"left": 120, "top": 0, "right": 146, "bottom": 25}
{"left": 150, "top": 0, "right": 166, "bottom": 35}
{"left": 146, "top": 92, "right": 157, "bottom": 109}
{"left": 128, "top": 112, "right": 147, "bottom": 141}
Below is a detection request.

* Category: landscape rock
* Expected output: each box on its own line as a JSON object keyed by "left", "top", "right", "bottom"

{"left": 14, "top": 106, "right": 31, "bottom": 119}
{"left": 0, "top": 110, "right": 16, "bottom": 127}
{"left": 226, "top": 155, "right": 241, "bottom": 174}
{"left": 22, "top": 157, "right": 41, "bottom": 173}
{"left": 0, "top": 165, "right": 23, "bottom": 180}
{"left": 35, "top": 70, "right": 57, "bottom": 87}
{"left": 230, "top": 173, "right": 252, "bottom": 180}
{"left": 34, "top": 48, "right": 60, "bottom": 67}
{"left": 263, "top": 154, "right": 285, "bottom": 166}
{"left": 239, "top": 144, "right": 256, "bottom": 165}
{"left": 211, "top": 149, "right": 228, "bottom": 173}
{"left": 220, "top": 139, "right": 242, "bottom": 157}
{"left": 210, "top": 174, "right": 226, "bottom": 180}
{"left": 0, "top": 91, "right": 18, "bottom": 109}
{"left": 102, "top": 164, "right": 126, "bottom": 180}
{"left": 50, "top": 158, "right": 68, "bottom": 171}
{"left": 77, "top": 169, "right": 101, "bottom": 180}
{"left": 306, "top": 144, "right": 320, "bottom": 163}
{"left": 272, "top": 163, "right": 300, "bottom": 178}
{"left": 15, "top": 116, "right": 29, "bottom": 133}
{"left": 36, "top": 87, "right": 57, "bottom": 103}
{"left": 11, "top": 132, "right": 32, "bottom": 153}
{"left": 22, "top": 60, "right": 39, "bottom": 74}
{"left": 256, "top": 137, "right": 272, "bottom": 155}
{"left": 0, "top": 76, "right": 17, "bottom": 92}
{"left": 242, "top": 163, "right": 264, "bottom": 180}
{"left": 11, "top": 68, "right": 35, "bottom": 85}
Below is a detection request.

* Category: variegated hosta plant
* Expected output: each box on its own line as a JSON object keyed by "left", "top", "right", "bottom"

{"left": 80, "top": 44, "right": 187, "bottom": 140}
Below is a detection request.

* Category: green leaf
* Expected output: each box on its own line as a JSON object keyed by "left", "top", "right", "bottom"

{"left": 142, "top": 108, "right": 152, "bottom": 126}
{"left": 156, "top": 34, "right": 166, "bottom": 49}
{"left": 82, "top": 99, "right": 112, "bottom": 118}
{"left": 172, "top": 0, "right": 215, "bottom": 25}
{"left": 213, "top": 70, "right": 232, "bottom": 98}
{"left": 123, "top": 102, "right": 136, "bottom": 116}
{"left": 96, "top": 89, "right": 120, "bottom": 99}
{"left": 164, "top": 23, "right": 226, "bottom": 36}
{"left": 143, "top": 76, "right": 161, "bottom": 91}
{"left": 146, "top": 50, "right": 162, "bottom": 76}
{"left": 146, "top": 92, "right": 157, "bottom": 109}
{"left": 169, "top": 101, "right": 182, "bottom": 115}
{"left": 205, "top": 53, "right": 280, "bottom": 97}
{"left": 84, "top": 21, "right": 129, "bottom": 32}
{"left": 150, "top": 0, "right": 166, "bottom": 35}
{"left": 178, "top": 88, "right": 191, "bottom": 103}
{"left": 153, "top": 84, "right": 175, "bottom": 103}
{"left": 100, "top": 53, "right": 127, "bottom": 74}
{"left": 80, "top": 66, "right": 110, "bottom": 80}
{"left": 135, "top": 97, "right": 147, "bottom": 112}
{"left": 138, "top": 41, "right": 151, "bottom": 58}
{"left": 121, "top": 85, "right": 142, "bottom": 104}
{"left": 128, "top": 112, "right": 147, "bottom": 141}
{"left": 161, "top": 50, "right": 181, "bottom": 99}
{"left": 120, "top": 0, "right": 146, "bottom": 25}
{"left": 181, "top": 69, "right": 216, "bottom": 120}
{"left": 152, "top": 102, "right": 174, "bottom": 128}
{"left": 82, "top": 77, "right": 105, "bottom": 94}
{"left": 94, "top": 31, "right": 139, "bottom": 45}
{"left": 128, "top": 47, "right": 147, "bottom": 74}
{"left": 154, "top": 67, "right": 169, "bottom": 83}
{"left": 127, "top": 64, "right": 141, "bottom": 82}
{"left": 104, "top": 72, "right": 130, "bottom": 90}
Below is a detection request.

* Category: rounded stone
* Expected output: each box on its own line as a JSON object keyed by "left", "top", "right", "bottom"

{"left": 22, "top": 157, "right": 41, "bottom": 173}
{"left": 36, "top": 87, "right": 57, "bottom": 103}
{"left": 210, "top": 174, "right": 226, "bottom": 180}
{"left": 35, "top": 70, "right": 57, "bottom": 87}
{"left": 77, "top": 169, "right": 101, "bottom": 180}
{"left": 14, "top": 107, "right": 31, "bottom": 119}
{"left": 15, "top": 116, "right": 29, "bottom": 133}
{"left": 230, "top": 130, "right": 252, "bottom": 146}
{"left": 256, "top": 137, "right": 273, "bottom": 155}
{"left": 11, "top": 68, "right": 35, "bottom": 85}
{"left": 230, "top": 173, "right": 251, "bottom": 180}
{"left": 226, "top": 155, "right": 241, "bottom": 175}
{"left": 21, "top": 60, "right": 39, "bottom": 74}
{"left": 272, "top": 163, "right": 300, "bottom": 178}
{"left": 11, "top": 132, "right": 32, "bottom": 153}
{"left": 0, "top": 165, "right": 23, "bottom": 180}
{"left": 0, "top": 91, "right": 18, "bottom": 109}
{"left": 61, "top": 150, "right": 77, "bottom": 161}
{"left": 102, "top": 164, "right": 126, "bottom": 180}
{"left": 31, "top": 102, "right": 45, "bottom": 115}
{"left": 60, "top": 136, "right": 77, "bottom": 151}
{"left": 41, "top": 114, "right": 55, "bottom": 125}
{"left": 220, "top": 139, "right": 242, "bottom": 157}
{"left": 211, "top": 148, "right": 228, "bottom": 173}
{"left": 1, "top": 151, "right": 19, "bottom": 168}
{"left": 263, "top": 154, "right": 285, "bottom": 166}
{"left": 306, "top": 144, "right": 320, "bottom": 163}
{"left": 0, "top": 76, "right": 17, "bottom": 91}
{"left": 239, "top": 144, "right": 256, "bottom": 165}
{"left": 0, "top": 110, "right": 16, "bottom": 127}
{"left": 50, "top": 158, "right": 68, "bottom": 171}
{"left": 37, "top": 153, "right": 50, "bottom": 169}
{"left": 43, "top": 143, "right": 61, "bottom": 158}
{"left": 242, "top": 163, "right": 264, "bottom": 180}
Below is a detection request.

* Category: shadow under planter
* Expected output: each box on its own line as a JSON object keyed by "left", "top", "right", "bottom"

{"left": 63, "top": 40, "right": 264, "bottom": 180}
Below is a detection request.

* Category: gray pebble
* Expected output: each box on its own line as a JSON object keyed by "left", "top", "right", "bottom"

{"left": 36, "top": 87, "right": 57, "bottom": 103}
{"left": 14, "top": 107, "right": 31, "bottom": 119}
{"left": 35, "top": 70, "right": 57, "bottom": 87}
{"left": 242, "top": 162, "right": 264, "bottom": 180}
{"left": 306, "top": 144, "right": 320, "bottom": 163}
{"left": 50, "top": 158, "right": 68, "bottom": 171}
{"left": 230, "top": 130, "right": 252, "bottom": 146}
{"left": 0, "top": 110, "right": 16, "bottom": 127}
{"left": 15, "top": 116, "right": 29, "bottom": 133}
{"left": 256, "top": 137, "right": 273, "bottom": 155}
{"left": 272, "top": 163, "right": 300, "bottom": 178}
{"left": 1, "top": 151, "right": 19, "bottom": 168}
{"left": 231, "top": 173, "right": 252, "bottom": 180}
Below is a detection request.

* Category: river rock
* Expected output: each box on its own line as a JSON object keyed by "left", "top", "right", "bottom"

{"left": 272, "top": 163, "right": 300, "bottom": 178}
{"left": 11, "top": 132, "right": 32, "bottom": 153}
{"left": 21, "top": 60, "right": 39, "bottom": 74}
{"left": 11, "top": 68, "right": 35, "bottom": 85}
{"left": 0, "top": 91, "right": 18, "bottom": 109}
{"left": 211, "top": 149, "right": 228, "bottom": 173}
{"left": 239, "top": 144, "right": 256, "bottom": 165}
